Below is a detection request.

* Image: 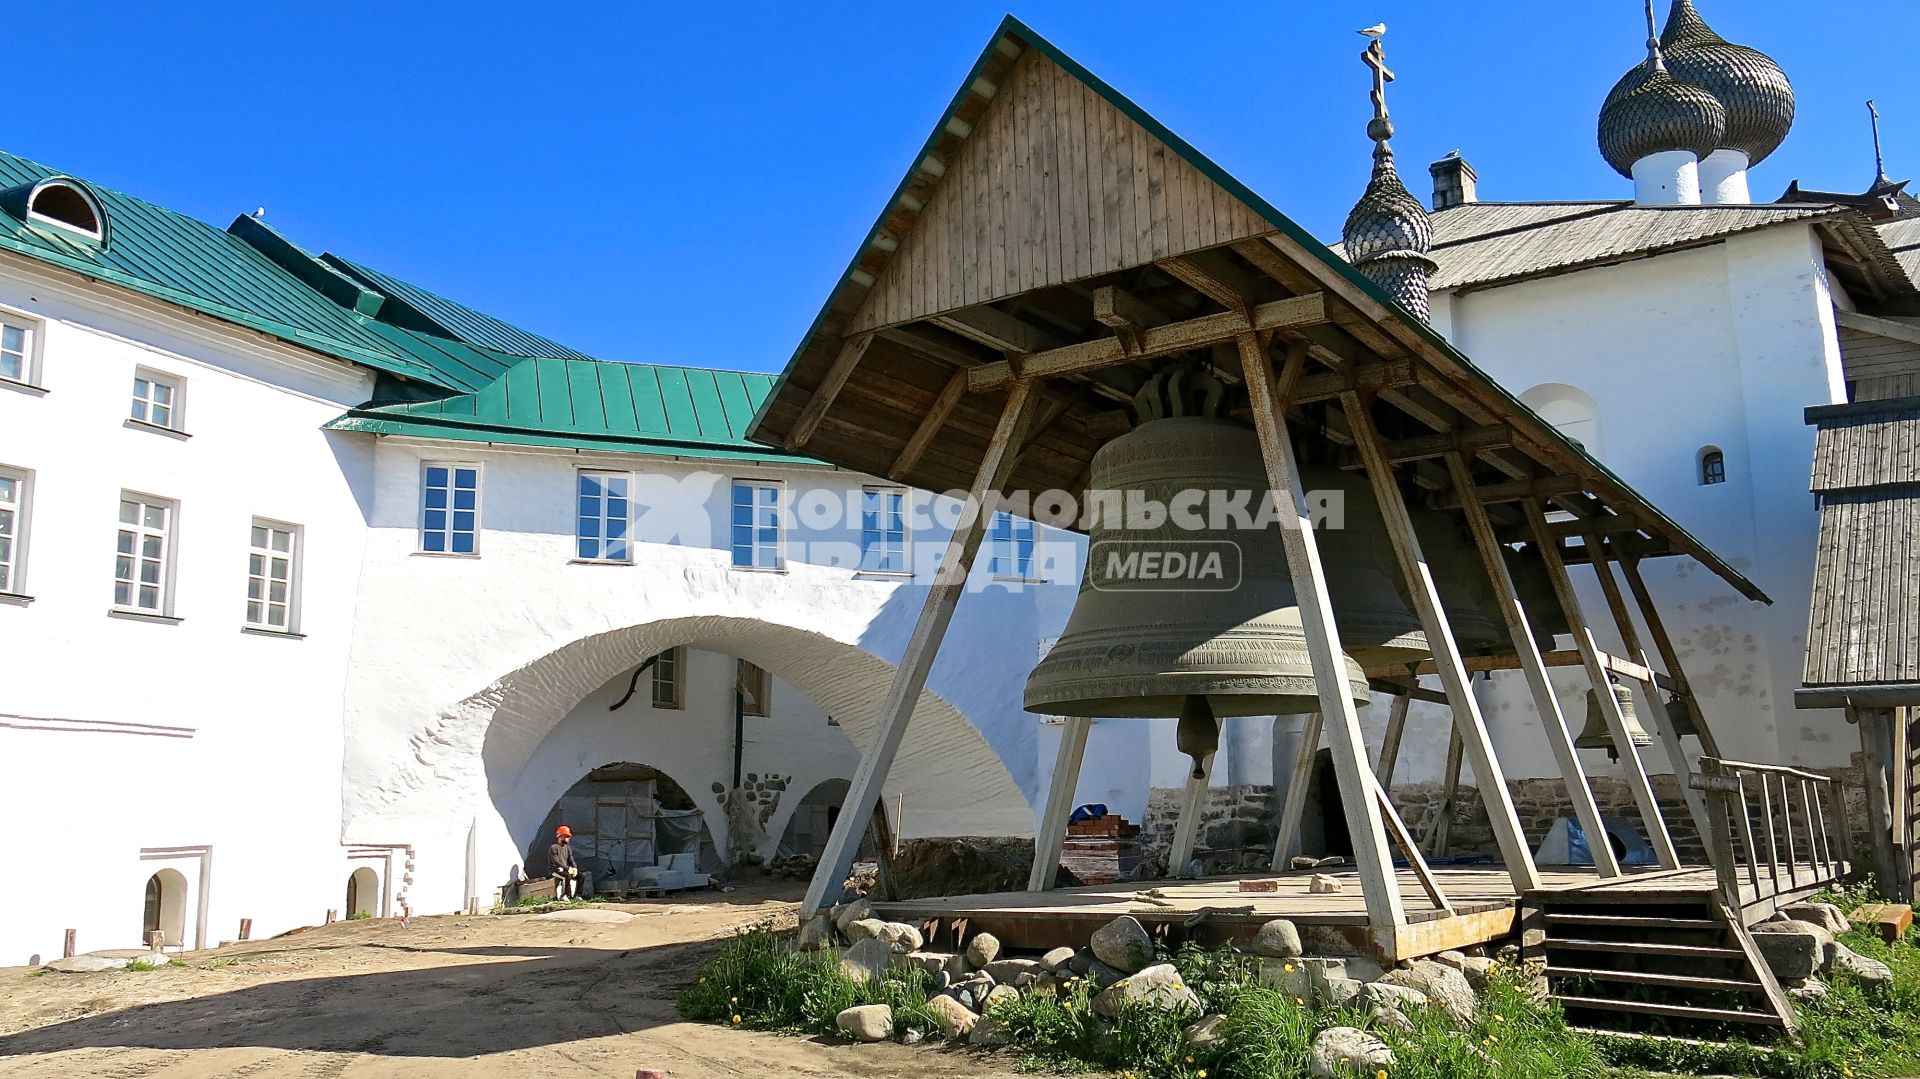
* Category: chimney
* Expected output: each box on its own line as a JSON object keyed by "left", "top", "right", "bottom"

{"left": 1429, "top": 153, "right": 1477, "bottom": 210}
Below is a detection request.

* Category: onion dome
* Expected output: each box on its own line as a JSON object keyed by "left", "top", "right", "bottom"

{"left": 1598, "top": 55, "right": 1727, "bottom": 179}
{"left": 1660, "top": 0, "right": 1794, "bottom": 164}
{"left": 1343, "top": 146, "right": 1438, "bottom": 321}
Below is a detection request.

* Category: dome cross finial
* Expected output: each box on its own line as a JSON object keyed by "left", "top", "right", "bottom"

{"left": 1342, "top": 24, "right": 1436, "bottom": 322}
{"left": 1362, "top": 37, "right": 1396, "bottom": 150}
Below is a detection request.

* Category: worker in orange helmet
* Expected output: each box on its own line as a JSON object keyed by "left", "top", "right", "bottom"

{"left": 549, "top": 825, "right": 580, "bottom": 900}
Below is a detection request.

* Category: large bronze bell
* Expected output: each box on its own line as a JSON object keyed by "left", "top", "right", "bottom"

{"left": 1575, "top": 680, "right": 1654, "bottom": 759}
{"left": 1299, "top": 464, "right": 1429, "bottom": 666}
{"left": 1024, "top": 367, "right": 1371, "bottom": 777}
{"left": 1410, "top": 508, "right": 1505, "bottom": 654}
{"left": 1506, "top": 543, "right": 1572, "bottom": 652}
{"left": 1665, "top": 694, "right": 1698, "bottom": 739}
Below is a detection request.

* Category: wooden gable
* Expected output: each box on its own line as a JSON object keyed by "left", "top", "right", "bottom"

{"left": 851, "top": 48, "right": 1273, "bottom": 333}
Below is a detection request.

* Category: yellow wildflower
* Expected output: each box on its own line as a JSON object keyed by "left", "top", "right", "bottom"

{"left": 1284, "top": 963, "right": 1295, "bottom": 973}
{"left": 731, "top": 1014, "right": 742, "bottom": 1025}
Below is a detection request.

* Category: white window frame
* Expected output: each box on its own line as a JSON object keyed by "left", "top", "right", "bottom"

{"left": 0, "top": 315, "right": 39, "bottom": 389}
{"left": 575, "top": 469, "right": 634, "bottom": 564}
{"left": 0, "top": 466, "right": 29, "bottom": 596}
{"left": 244, "top": 518, "right": 301, "bottom": 632}
{"left": 730, "top": 479, "right": 785, "bottom": 571}
{"left": 989, "top": 511, "right": 1039, "bottom": 582}
{"left": 859, "top": 485, "right": 911, "bottom": 575}
{"left": 114, "top": 492, "right": 177, "bottom": 615}
{"left": 419, "top": 461, "right": 482, "bottom": 556}
{"left": 650, "top": 646, "right": 684, "bottom": 709}
{"left": 129, "top": 367, "right": 185, "bottom": 432}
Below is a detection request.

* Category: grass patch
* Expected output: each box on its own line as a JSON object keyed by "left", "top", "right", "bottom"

{"left": 123, "top": 958, "right": 173, "bottom": 972}
{"left": 347, "top": 911, "right": 372, "bottom": 921}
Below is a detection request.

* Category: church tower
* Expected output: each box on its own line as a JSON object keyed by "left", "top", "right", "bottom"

{"left": 1342, "top": 30, "right": 1438, "bottom": 321}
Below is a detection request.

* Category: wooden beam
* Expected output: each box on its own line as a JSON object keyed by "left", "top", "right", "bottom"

{"left": 1345, "top": 391, "right": 1541, "bottom": 892}
{"left": 931, "top": 305, "right": 1064, "bottom": 354}
{"left": 1428, "top": 729, "right": 1464, "bottom": 856}
{"left": 1449, "top": 452, "right": 1619, "bottom": 877}
{"left": 1092, "top": 284, "right": 1166, "bottom": 355}
{"left": 1166, "top": 752, "right": 1217, "bottom": 879}
{"left": 889, "top": 367, "right": 969, "bottom": 481}
{"left": 1157, "top": 252, "right": 1261, "bottom": 311}
{"left": 1548, "top": 514, "right": 1645, "bottom": 540}
{"left": 1524, "top": 498, "right": 1681, "bottom": 870}
{"left": 966, "top": 292, "right": 1328, "bottom": 391}
{"left": 1439, "top": 475, "right": 1585, "bottom": 507}
{"left": 801, "top": 379, "right": 1037, "bottom": 916}
{"left": 1243, "top": 333, "right": 1407, "bottom": 940}
{"left": 1382, "top": 426, "right": 1513, "bottom": 463}
{"left": 1363, "top": 648, "right": 1674, "bottom": 691}
{"left": 1588, "top": 539, "right": 1714, "bottom": 848}
{"left": 1368, "top": 768, "right": 1454, "bottom": 913}
{"left": 1271, "top": 712, "right": 1323, "bottom": 868}
{"left": 1369, "top": 678, "right": 1451, "bottom": 706}
{"left": 785, "top": 333, "right": 873, "bottom": 450}
{"left": 1028, "top": 715, "right": 1091, "bottom": 891}
{"left": 1621, "top": 558, "right": 1724, "bottom": 758}
{"left": 1375, "top": 688, "right": 1414, "bottom": 787}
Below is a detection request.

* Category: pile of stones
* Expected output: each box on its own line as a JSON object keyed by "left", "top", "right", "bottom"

{"left": 1750, "top": 901, "right": 1893, "bottom": 1000}
{"left": 802, "top": 901, "right": 1529, "bottom": 1075}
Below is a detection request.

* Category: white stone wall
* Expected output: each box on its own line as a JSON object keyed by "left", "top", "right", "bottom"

{"left": 0, "top": 254, "right": 379, "bottom": 965}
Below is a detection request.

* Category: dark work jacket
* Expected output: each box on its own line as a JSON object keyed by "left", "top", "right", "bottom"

{"left": 549, "top": 841, "right": 576, "bottom": 873}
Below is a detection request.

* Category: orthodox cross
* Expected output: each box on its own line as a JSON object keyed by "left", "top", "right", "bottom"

{"left": 1363, "top": 40, "right": 1394, "bottom": 129}
{"left": 1870, "top": 100, "right": 1890, "bottom": 186}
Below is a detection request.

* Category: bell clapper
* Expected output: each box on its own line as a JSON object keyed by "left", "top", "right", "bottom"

{"left": 1176, "top": 695, "right": 1219, "bottom": 780}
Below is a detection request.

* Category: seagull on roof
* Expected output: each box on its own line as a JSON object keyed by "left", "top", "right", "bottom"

{"left": 252, "top": 207, "right": 265, "bottom": 220}
{"left": 1357, "top": 23, "right": 1386, "bottom": 39}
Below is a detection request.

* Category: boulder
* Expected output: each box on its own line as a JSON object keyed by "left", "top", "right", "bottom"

{"left": 1185, "top": 1013, "right": 1228, "bottom": 1048}
{"left": 1084, "top": 958, "right": 1130, "bottom": 988}
{"left": 983, "top": 958, "right": 1044, "bottom": 983}
{"left": 1751, "top": 921, "right": 1832, "bottom": 981}
{"left": 927, "top": 992, "right": 978, "bottom": 1038}
{"left": 1091, "top": 963, "right": 1202, "bottom": 1019}
{"left": 1830, "top": 943, "right": 1894, "bottom": 990}
{"left": 1321, "top": 976, "right": 1365, "bottom": 1010}
{"left": 844, "top": 917, "right": 887, "bottom": 943}
{"left": 983, "top": 984, "right": 1021, "bottom": 1012}
{"left": 1260, "top": 957, "right": 1312, "bottom": 1000}
{"left": 903, "top": 950, "right": 956, "bottom": 975}
{"left": 1308, "top": 874, "right": 1343, "bottom": 894}
{"left": 969, "top": 1016, "right": 1014, "bottom": 1046}
{"left": 1251, "top": 919, "right": 1304, "bottom": 959}
{"left": 1784, "top": 902, "right": 1851, "bottom": 936}
{"left": 1308, "top": 1026, "right": 1395, "bottom": 1078}
{"left": 796, "top": 914, "right": 833, "bottom": 949}
{"left": 1039, "top": 946, "right": 1076, "bottom": 973}
{"left": 1786, "top": 976, "right": 1829, "bottom": 1004}
{"left": 965, "top": 932, "right": 1002, "bottom": 968}
{"left": 1459, "top": 955, "right": 1496, "bottom": 991}
{"left": 1090, "top": 916, "right": 1155, "bottom": 973}
{"left": 1368, "top": 1005, "right": 1414, "bottom": 1033}
{"left": 42, "top": 954, "right": 129, "bottom": 973}
{"left": 1378, "top": 960, "right": 1476, "bottom": 1026}
{"left": 838, "top": 938, "right": 894, "bottom": 984}
{"left": 835, "top": 1004, "right": 892, "bottom": 1042}
{"left": 1431, "top": 950, "right": 1468, "bottom": 972}
{"left": 832, "top": 898, "right": 875, "bottom": 934}
{"left": 875, "top": 921, "right": 924, "bottom": 954}
{"left": 1360, "top": 982, "right": 1428, "bottom": 1014}
{"left": 1316, "top": 855, "right": 1348, "bottom": 868}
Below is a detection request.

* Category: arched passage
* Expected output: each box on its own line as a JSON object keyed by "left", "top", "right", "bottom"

{"left": 142, "top": 869, "right": 186, "bottom": 947}
{"left": 777, "top": 778, "right": 852, "bottom": 860}
{"left": 526, "top": 762, "right": 717, "bottom": 885}
{"left": 346, "top": 867, "right": 379, "bottom": 918}
{"left": 474, "top": 616, "right": 1032, "bottom": 874}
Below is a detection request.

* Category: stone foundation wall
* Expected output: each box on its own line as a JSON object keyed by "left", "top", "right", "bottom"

{"left": 1137, "top": 755, "right": 1876, "bottom": 876}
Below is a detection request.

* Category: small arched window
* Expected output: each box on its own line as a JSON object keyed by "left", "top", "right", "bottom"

{"left": 1700, "top": 448, "right": 1727, "bottom": 486}
{"left": 26, "top": 180, "right": 104, "bottom": 240}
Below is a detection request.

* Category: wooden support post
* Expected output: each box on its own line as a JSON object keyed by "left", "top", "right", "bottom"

{"left": 1430, "top": 729, "right": 1464, "bottom": 857}
{"left": 239, "top": 918, "right": 252, "bottom": 941}
{"left": 1028, "top": 716, "right": 1092, "bottom": 891}
{"left": 1271, "top": 712, "right": 1323, "bottom": 869}
{"left": 1698, "top": 761, "right": 1742, "bottom": 909}
{"left": 1895, "top": 708, "right": 1914, "bottom": 900}
{"left": 1757, "top": 771, "right": 1781, "bottom": 896}
{"left": 1524, "top": 499, "right": 1681, "bottom": 869}
{"left": 1588, "top": 539, "right": 1713, "bottom": 851}
{"left": 1448, "top": 453, "right": 1619, "bottom": 877}
{"left": 1375, "top": 688, "right": 1413, "bottom": 787}
{"left": 866, "top": 799, "right": 899, "bottom": 902}
{"left": 1167, "top": 753, "right": 1218, "bottom": 879}
{"left": 1620, "top": 558, "right": 1723, "bottom": 758}
{"left": 1732, "top": 776, "right": 1761, "bottom": 891}
{"left": 801, "top": 380, "right": 1038, "bottom": 916}
{"left": 1856, "top": 705, "right": 1900, "bottom": 898}
{"left": 62, "top": 928, "right": 75, "bottom": 959}
{"left": 1366, "top": 769, "right": 1452, "bottom": 913}
{"left": 1243, "top": 336, "right": 1406, "bottom": 936}
{"left": 1345, "top": 396, "right": 1539, "bottom": 893}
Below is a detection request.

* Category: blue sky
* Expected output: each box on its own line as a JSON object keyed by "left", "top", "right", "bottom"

{"left": 20, "top": 2, "right": 1916, "bottom": 372}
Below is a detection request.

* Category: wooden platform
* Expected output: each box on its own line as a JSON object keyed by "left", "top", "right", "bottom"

{"left": 872, "top": 862, "right": 1840, "bottom": 962}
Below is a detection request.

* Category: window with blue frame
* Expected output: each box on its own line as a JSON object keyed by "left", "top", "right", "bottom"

{"left": 989, "top": 511, "right": 1036, "bottom": 580}
{"left": 731, "top": 480, "right": 782, "bottom": 569}
{"left": 860, "top": 486, "right": 908, "bottom": 573}
{"left": 576, "top": 470, "right": 632, "bottom": 562}
{"left": 421, "top": 463, "right": 479, "bottom": 554}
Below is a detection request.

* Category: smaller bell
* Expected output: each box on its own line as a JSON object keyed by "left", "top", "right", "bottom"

{"left": 1665, "top": 694, "right": 1698, "bottom": 739}
{"left": 1575, "top": 681, "right": 1653, "bottom": 760}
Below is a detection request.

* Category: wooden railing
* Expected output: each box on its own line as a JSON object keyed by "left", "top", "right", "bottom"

{"left": 1690, "top": 757, "right": 1851, "bottom": 917}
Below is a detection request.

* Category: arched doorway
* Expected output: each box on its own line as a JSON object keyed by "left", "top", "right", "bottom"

{"left": 778, "top": 778, "right": 852, "bottom": 860}
{"left": 346, "top": 867, "right": 379, "bottom": 919}
{"left": 526, "top": 763, "right": 716, "bottom": 889}
{"left": 141, "top": 869, "right": 186, "bottom": 947}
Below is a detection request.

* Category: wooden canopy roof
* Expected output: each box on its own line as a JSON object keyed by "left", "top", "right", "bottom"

{"left": 747, "top": 16, "right": 1769, "bottom": 603}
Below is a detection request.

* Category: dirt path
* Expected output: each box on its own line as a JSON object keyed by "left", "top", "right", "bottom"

{"left": 0, "top": 883, "right": 1039, "bottom": 1078}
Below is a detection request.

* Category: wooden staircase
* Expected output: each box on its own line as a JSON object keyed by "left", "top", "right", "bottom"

{"left": 1526, "top": 886, "right": 1797, "bottom": 1040}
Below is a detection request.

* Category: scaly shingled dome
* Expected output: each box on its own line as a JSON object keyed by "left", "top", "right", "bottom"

{"left": 1598, "top": 56, "right": 1727, "bottom": 179}
{"left": 1342, "top": 149, "right": 1438, "bottom": 320}
{"left": 1660, "top": 0, "right": 1794, "bottom": 165}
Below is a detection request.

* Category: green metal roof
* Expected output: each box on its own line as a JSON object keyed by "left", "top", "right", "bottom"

{"left": 328, "top": 357, "right": 820, "bottom": 463}
{"left": 324, "top": 254, "right": 596, "bottom": 361}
